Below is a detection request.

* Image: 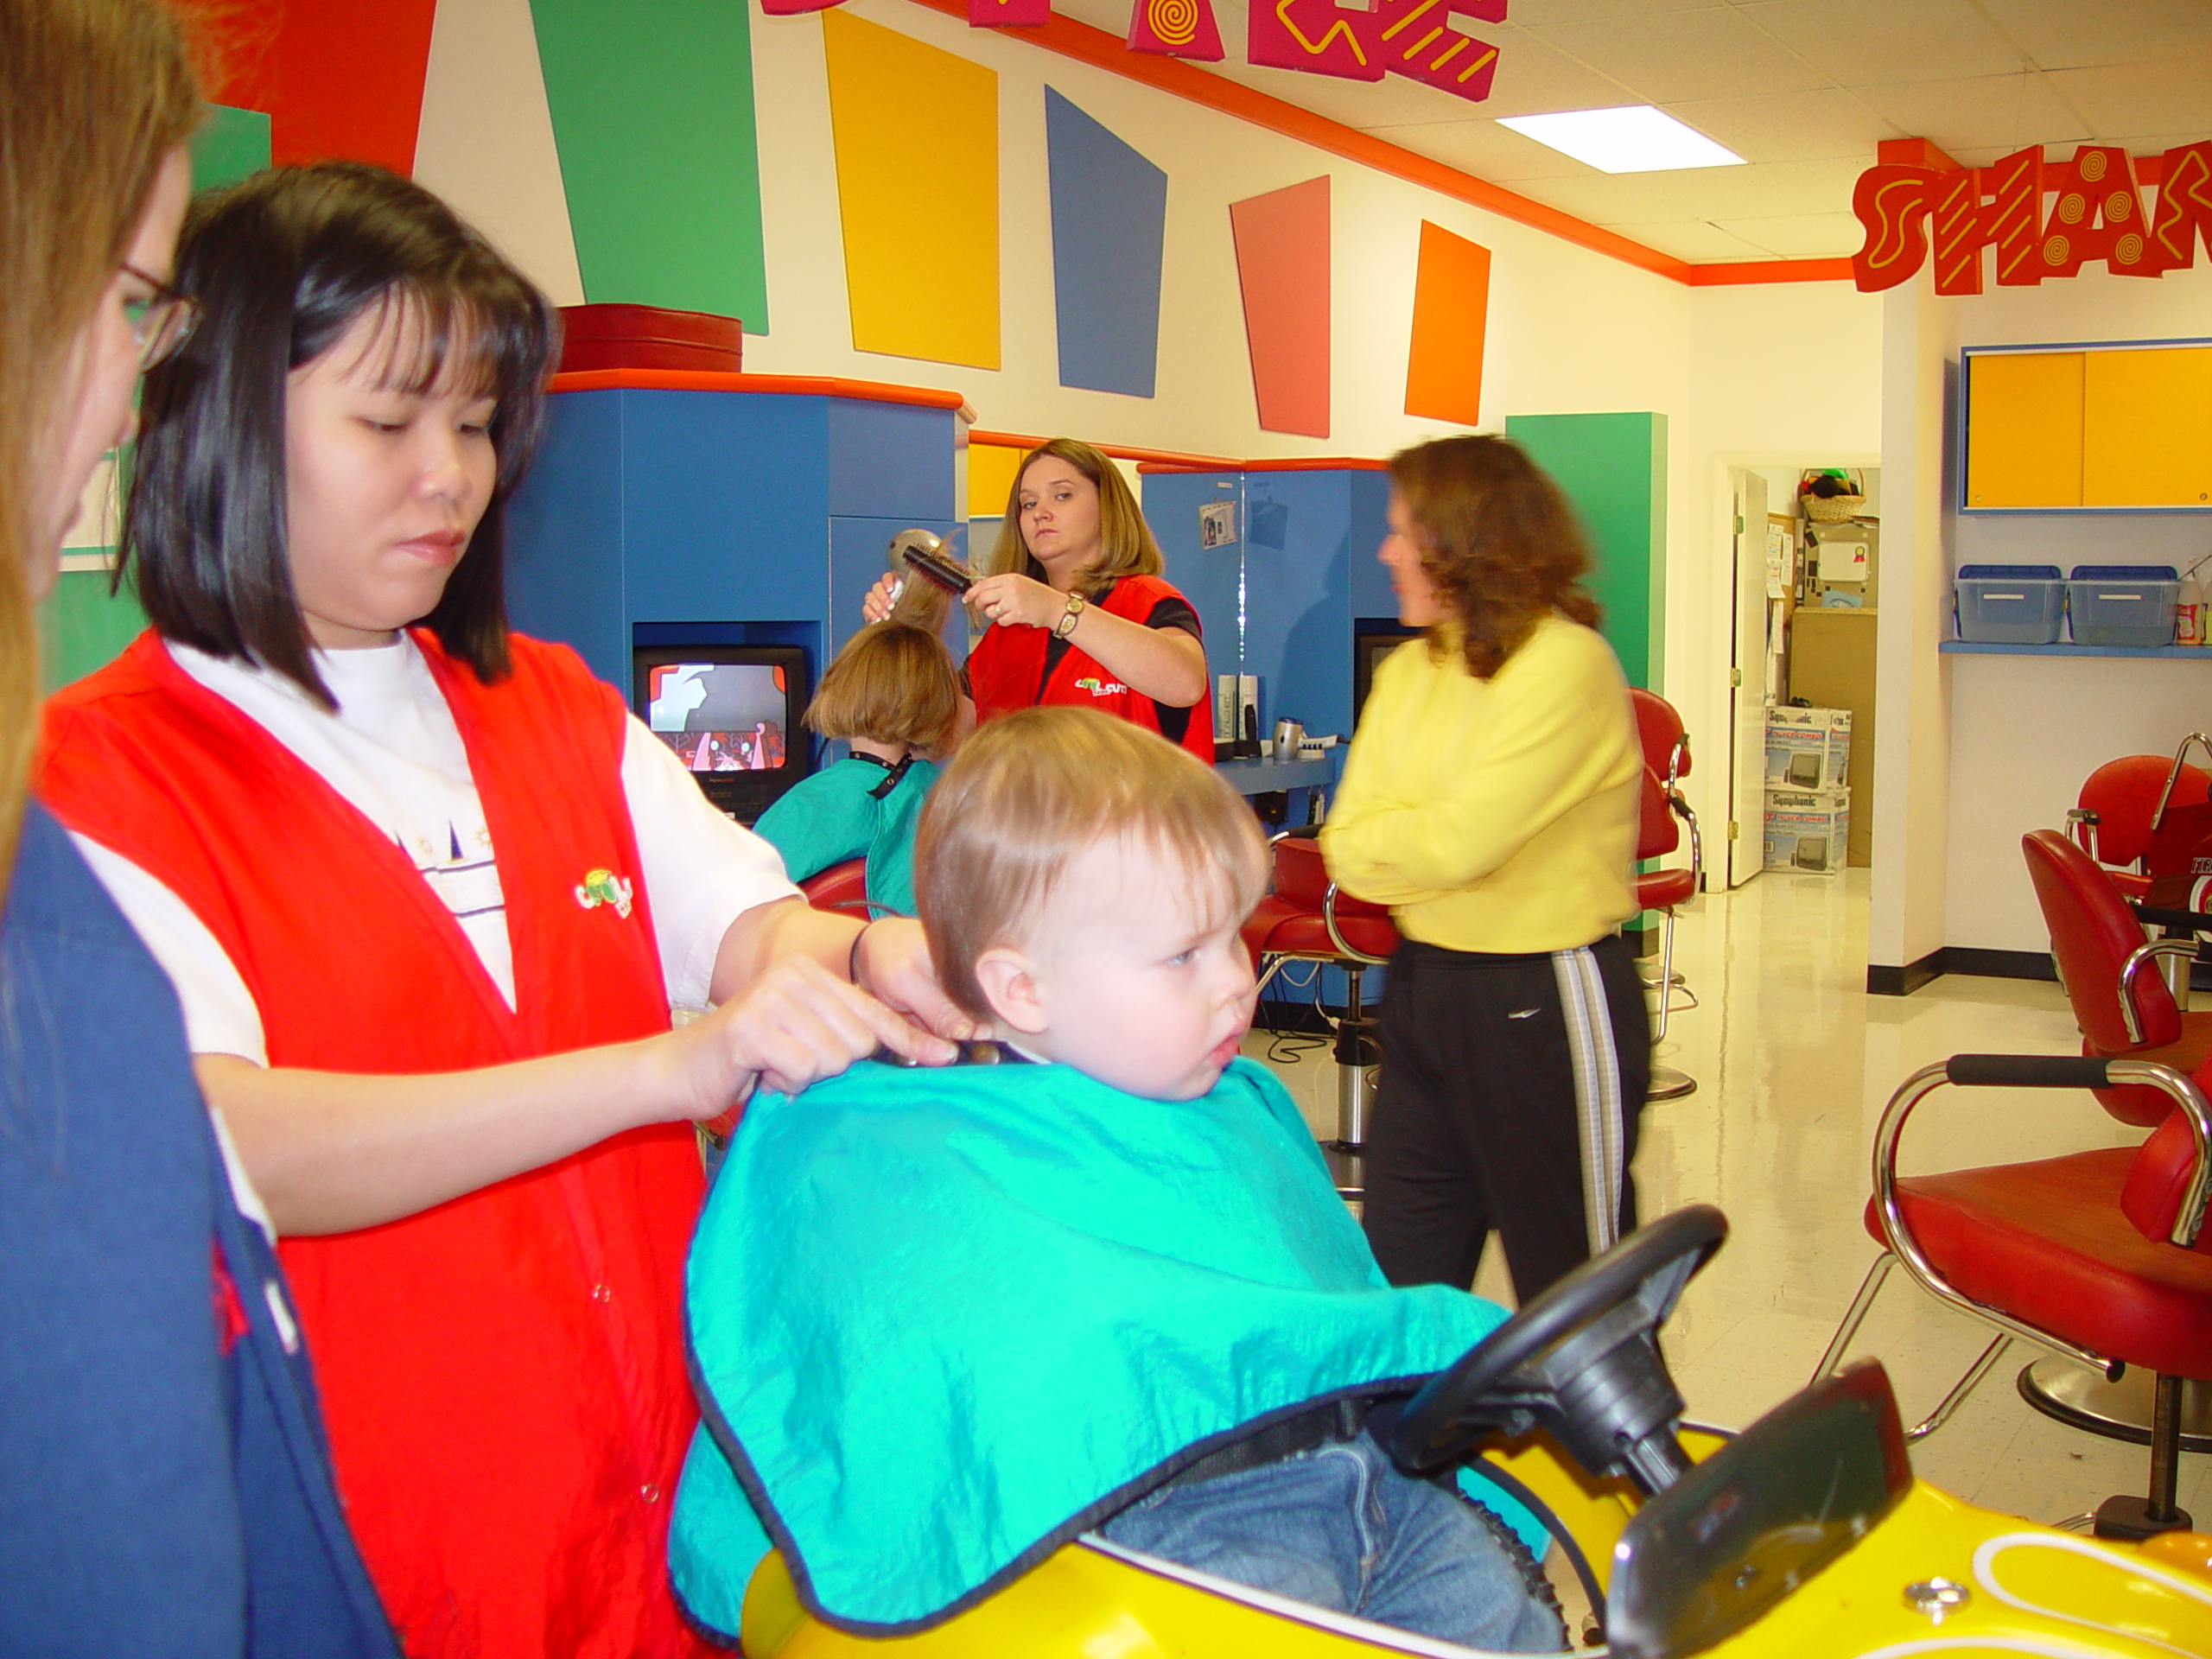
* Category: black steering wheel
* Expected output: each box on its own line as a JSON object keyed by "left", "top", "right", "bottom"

{"left": 1388, "top": 1205, "right": 1726, "bottom": 1497}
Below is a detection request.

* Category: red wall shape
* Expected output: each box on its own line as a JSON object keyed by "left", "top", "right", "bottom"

{"left": 1247, "top": 0, "right": 1383, "bottom": 81}
{"left": 1128, "top": 0, "right": 1226, "bottom": 61}
{"left": 969, "top": 0, "right": 1051, "bottom": 24}
{"left": 1230, "top": 176, "right": 1331, "bottom": 439}
{"left": 198, "top": 0, "right": 440, "bottom": 175}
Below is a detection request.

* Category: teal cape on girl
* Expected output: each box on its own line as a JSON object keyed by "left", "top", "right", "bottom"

{"left": 751, "top": 754, "right": 937, "bottom": 916}
{"left": 669, "top": 1056, "right": 1518, "bottom": 1637}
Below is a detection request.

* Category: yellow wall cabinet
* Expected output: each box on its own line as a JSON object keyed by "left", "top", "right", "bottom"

{"left": 1962, "top": 340, "right": 2212, "bottom": 512}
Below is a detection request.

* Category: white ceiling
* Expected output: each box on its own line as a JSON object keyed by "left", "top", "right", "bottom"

{"left": 1044, "top": 0, "right": 2212, "bottom": 264}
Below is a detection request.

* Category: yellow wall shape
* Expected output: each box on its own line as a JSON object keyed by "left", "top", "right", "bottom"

{"left": 2083, "top": 346, "right": 2212, "bottom": 509}
{"left": 823, "top": 12, "right": 1000, "bottom": 371}
{"left": 1965, "top": 352, "right": 2082, "bottom": 509}
{"left": 967, "top": 442, "right": 1027, "bottom": 518}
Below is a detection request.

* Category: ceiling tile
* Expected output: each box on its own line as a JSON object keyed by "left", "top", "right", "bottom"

{"left": 2042, "top": 50, "right": 2212, "bottom": 139}
{"left": 1663, "top": 86, "right": 1905, "bottom": 163}
{"left": 1851, "top": 70, "right": 2088, "bottom": 156}
{"left": 1978, "top": 0, "right": 2212, "bottom": 72}
{"left": 1587, "top": 216, "right": 1778, "bottom": 261}
{"left": 1462, "top": 24, "right": 1650, "bottom": 118}
{"left": 1736, "top": 0, "right": 2024, "bottom": 88}
{"left": 1519, "top": 7, "right": 1834, "bottom": 105}
{"left": 1709, "top": 210, "right": 1867, "bottom": 257}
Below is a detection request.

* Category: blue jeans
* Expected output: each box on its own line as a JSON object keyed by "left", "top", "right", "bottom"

{"left": 1099, "top": 1430, "right": 1565, "bottom": 1651}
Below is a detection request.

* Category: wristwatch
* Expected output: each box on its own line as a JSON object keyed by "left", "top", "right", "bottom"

{"left": 1052, "top": 592, "right": 1087, "bottom": 639}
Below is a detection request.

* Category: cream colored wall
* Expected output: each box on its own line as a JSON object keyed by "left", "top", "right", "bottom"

{"left": 1928, "top": 260, "right": 2212, "bottom": 960}
{"left": 414, "top": 0, "right": 1883, "bottom": 845}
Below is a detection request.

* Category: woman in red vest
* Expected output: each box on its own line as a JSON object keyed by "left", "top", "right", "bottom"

{"left": 37, "top": 163, "right": 962, "bottom": 1659}
{"left": 867, "top": 438, "right": 1212, "bottom": 761}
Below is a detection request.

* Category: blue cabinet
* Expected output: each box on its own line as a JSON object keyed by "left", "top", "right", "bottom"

{"left": 505, "top": 385, "right": 962, "bottom": 706}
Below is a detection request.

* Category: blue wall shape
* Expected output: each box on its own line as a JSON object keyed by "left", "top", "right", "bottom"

{"left": 505, "top": 388, "right": 959, "bottom": 759}
{"left": 1045, "top": 88, "right": 1167, "bottom": 399}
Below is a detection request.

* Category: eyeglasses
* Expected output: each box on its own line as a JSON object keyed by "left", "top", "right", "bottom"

{"left": 119, "top": 261, "right": 199, "bottom": 371}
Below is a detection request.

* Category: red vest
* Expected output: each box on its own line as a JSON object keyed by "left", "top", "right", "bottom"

{"left": 37, "top": 632, "right": 712, "bottom": 1659}
{"left": 965, "top": 574, "right": 1214, "bottom": 763}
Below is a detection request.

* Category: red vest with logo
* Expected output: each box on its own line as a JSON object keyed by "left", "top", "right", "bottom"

{"left": 37, "top": 631, "right": 712, "bottom": 1659}
{"left": 964, "top": 573, "right": 1214, "bottom": 762}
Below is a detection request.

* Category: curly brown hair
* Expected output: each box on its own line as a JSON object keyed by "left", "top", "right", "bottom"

{"left": 1389, "top": 435, "right": 1601, "bottom": 680}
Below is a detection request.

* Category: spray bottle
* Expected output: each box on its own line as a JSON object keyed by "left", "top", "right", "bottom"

{"left": 2179, "top": 553, "right": 2209, "bottom": 647}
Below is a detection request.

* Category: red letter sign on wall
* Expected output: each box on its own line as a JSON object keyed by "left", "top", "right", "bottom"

{"left": 1127, "top": 0, "right": 1226, "bottom": 60}
{"left": 1248, "top": 0, "right": 1503, "bottom": 102}
{"left": 1853, "top": 141, "right": 2212, "bottom": 293}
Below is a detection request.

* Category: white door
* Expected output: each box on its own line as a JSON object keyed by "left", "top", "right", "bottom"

{"left": 1727, "top": 470, "right": 1770, "bottom": 887}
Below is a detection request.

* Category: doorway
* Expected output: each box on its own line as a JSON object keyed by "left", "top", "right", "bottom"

{"left": 1721, "top": 457, "right": 1881, "bottom": 887}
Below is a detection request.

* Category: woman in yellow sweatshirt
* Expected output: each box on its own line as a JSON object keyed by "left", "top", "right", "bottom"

{"left": 1320, "top": 435, "right": 1646, "bottom": 1304}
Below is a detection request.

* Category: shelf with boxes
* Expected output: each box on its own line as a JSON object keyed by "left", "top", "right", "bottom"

{"left": 1763, "top": 706, "right": 1851, "bottom": 875}
{"left": 1951, "top": 562, "right": 2212, "bottom": 654}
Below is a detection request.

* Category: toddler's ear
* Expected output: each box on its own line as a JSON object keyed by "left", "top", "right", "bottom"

{"left": 971, "top": 947, "right": 1048, "bottom": 1036}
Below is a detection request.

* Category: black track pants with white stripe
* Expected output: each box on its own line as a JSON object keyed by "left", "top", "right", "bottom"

{"left": 1362, "top": 932, "right": 1649, "bottom": 1306}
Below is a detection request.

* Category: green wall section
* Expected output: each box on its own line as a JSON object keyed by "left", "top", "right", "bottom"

{"left": 41, "top": 572, "right": 147, "bottom": 692}
{"left": 192, "top": 105, "right": 271, "bottom": 193}
{"left": 530, "top": 0, "right": 771, "bottom": 332}
{"left": 1505, "top": 411, "right": 1667, "bottom": 692}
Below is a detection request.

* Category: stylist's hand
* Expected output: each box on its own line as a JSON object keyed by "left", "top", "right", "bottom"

{"left": 861, "top": 572, "right": 901, "bottom": 624}
{"left": 853, "top": 917, "right": 979, "bottom": 1043}
{"left": 965, "top": 572, "right": 1064, "bottom": 631}
{"left": 672, "top": 956, "right": 954, "bottom": 1118}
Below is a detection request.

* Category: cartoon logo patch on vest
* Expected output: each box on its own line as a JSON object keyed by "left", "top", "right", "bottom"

{"left": 1072, "top": 676, "right": 1128, "bottom": 697}
{"left": 575, "top": 868, "right": 634, "bottom": 919}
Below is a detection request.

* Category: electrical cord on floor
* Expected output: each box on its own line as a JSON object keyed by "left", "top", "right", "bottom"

{"left": 1255, "top": 961, "right": 1330, "bottom": 1063}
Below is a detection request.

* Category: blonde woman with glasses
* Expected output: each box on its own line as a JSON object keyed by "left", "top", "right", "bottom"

{"left": 0, "top": 2, "right": 397, "bottom": 1653}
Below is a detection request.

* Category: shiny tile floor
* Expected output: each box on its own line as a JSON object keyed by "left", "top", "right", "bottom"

{"left": 1245, "top": 867, "right": 2207, "bottom": 1531}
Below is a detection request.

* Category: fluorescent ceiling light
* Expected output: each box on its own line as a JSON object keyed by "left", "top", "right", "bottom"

{"left": 1496, "top": 106, "right": 1745, "bottom": 174}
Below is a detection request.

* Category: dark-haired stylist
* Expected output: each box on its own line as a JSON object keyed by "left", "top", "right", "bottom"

{"left": 38, "top": 163, "right": 960, "bottom": 1659}
{"left": 1320, "top": 435, "right": 1646, "bottom": 1307}
{"left": 866, "top": 438, "right": 1211, "bottom": 759}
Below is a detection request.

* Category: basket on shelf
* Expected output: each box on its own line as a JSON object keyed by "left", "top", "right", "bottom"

{"left": 1803, "top": 493, "right": 1866, "bottom": 524}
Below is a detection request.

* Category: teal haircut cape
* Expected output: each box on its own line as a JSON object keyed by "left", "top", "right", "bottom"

{"left": 671, "top": 1056, "right": 1519, "bottom": 1638}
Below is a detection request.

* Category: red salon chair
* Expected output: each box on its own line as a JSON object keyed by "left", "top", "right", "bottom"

{"left": 1243, "top": 835, "right": 1399, "bottom": 1199}
{"left": 1812, "top": 1051, "right": 2212, "bottom": 1541}
{"left": 2023, "top": 829, "right": 2212, "bottom": 1129}
{"left": 2069, "top": 747, "right": 2212, "bottom": 903}
{"left": 800, "top": 859, "right": 872, "bottom": 918}
{"left": 1629, "top": 690, "right": 1700, "bottom": 1103}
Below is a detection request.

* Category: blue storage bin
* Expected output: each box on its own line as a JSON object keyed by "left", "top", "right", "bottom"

{"left": 1955, "top": 564, "right": 2064, "bottom": 644}
{"left": 2069, "top": 565, "right": 2178, "bottom": 647}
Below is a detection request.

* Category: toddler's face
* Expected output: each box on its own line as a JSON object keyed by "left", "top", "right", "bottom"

{"left": 992, "top": 835, "right": 1258, "bottom": 1100}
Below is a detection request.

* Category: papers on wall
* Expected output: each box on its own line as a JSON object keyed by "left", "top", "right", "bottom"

{"left": 1817, "top": 532, "right": 1869, "bottom": 584}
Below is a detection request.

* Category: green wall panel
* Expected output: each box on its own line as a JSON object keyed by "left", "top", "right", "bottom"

{"left": 1505, "top": 411, "right": 1667, "bottom": 692}
{"left": 530, "top": 0, "right": 771, "bottom": 332}
{"left": 41, "top": 569, "right": 146, "bottom": 692}
{"left": 193, "top": 105, "right": 271, "bottom": 193}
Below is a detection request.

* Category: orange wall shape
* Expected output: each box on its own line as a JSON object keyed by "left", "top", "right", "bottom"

{"left": 198, "top": 0, "right": 441, "bottom": 175}
{"left": 1403, "top": 221, "right": 1491, "bottom": 426}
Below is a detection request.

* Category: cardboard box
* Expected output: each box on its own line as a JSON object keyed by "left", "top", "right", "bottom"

{"left": 1764, "top": 706, "right": 1853, "bottom": 791}
{"left": 1764, "top": 785, "right": 1850, "bottom": 874}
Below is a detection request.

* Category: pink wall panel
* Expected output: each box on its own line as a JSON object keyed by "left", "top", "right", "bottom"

{"left": 1229, "top": 175, "right": 1331, "bottom": 438}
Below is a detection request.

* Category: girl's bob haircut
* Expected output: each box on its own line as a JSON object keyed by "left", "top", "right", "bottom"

{"left": 988, "top": 438, "right": 1163, "bottom": 598}
{"left": 122, "top": 162, "right": 558, "bottom": 707}
{"left": 805, "top": 581, "right": 960, "bottom": 755}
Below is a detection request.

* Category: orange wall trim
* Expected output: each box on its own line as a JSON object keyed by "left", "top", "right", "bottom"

{"left": 1687, "top": 257, "right": 1855, "bottom": 287}
{"left": 548, "top": 368, "right": 973, "bottom": 415}
{"left": 900, "top": 0, "right": 1853, "bottom": 288}
{"left": 970, "top": 429, "right": 1243, "bottom": 468}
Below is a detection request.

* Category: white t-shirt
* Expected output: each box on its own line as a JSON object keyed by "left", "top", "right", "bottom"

{"left": 73, "top": 637, "right": 799, "bottom": 1066}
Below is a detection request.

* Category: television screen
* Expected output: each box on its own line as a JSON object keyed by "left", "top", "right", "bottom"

{"left": 634, "top": 645, "right": 810, "bottom": 823}
{"left": 1353, "top": 625, "right": 1420, "bottom": 727}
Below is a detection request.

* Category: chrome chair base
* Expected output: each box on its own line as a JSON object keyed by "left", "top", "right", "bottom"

{"left": 1322, "top": 1142, "right": 1364, "bottom": 1205}
{"left": 2018, "top": 1357, "right": 2212, "bottom": 1453}
{"left": 1649, "top": 1065, "right": 1697, "bottom": 1101}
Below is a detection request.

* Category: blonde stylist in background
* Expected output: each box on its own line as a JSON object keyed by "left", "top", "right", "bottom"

{"left": 0, "top": 1, "right": 397, "bottom": 1652}
{"left": 1321, "top": 435, "right": 1647, "bottom": 1308}
{"left": 864, "top": 437, "right": 1213, "bottom": 760}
